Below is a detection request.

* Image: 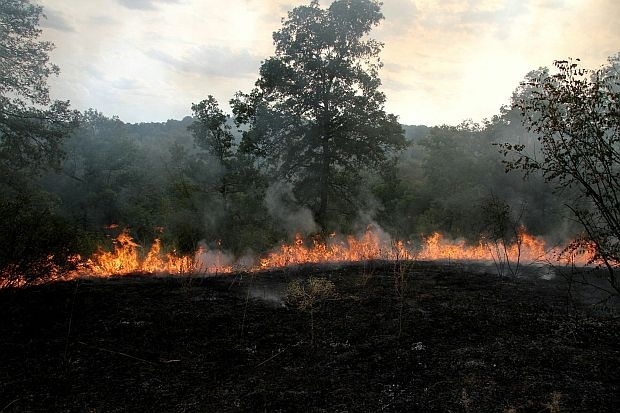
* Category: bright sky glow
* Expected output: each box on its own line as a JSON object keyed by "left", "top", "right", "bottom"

{"left": 38, "top": 0, "right": 620, "bottom": 126}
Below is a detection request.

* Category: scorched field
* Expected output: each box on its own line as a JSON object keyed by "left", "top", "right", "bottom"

{"left": 0, "top": 261, "right": 618, "bottom": 412}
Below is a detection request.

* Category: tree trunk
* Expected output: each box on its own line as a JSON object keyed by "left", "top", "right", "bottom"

{"left": 316, "top": 135, "right": 330, "bottom": 231}
{"left": 316, "top": 89, "right": 332, "bottom": 232}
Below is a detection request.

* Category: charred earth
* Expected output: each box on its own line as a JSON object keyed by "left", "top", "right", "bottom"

{"left": 0, "top": 261, "right": 618, "bottom": 412}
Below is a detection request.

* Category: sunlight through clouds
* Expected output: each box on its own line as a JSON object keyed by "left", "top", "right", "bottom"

{"left": 37, "top": 0, "right": 620, "bottom": 125}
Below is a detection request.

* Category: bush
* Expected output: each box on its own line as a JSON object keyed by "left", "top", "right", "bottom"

{"left": 285, "top": 277, "right": 336, "bottom": 345}
{"left": 0, "top": 198, "right": 84, "bottom": 287}
{"left": 285, "top": 277, "right": 336, "bottom": 310}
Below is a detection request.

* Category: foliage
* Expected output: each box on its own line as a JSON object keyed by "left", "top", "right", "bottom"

{"left": 32, "top": 104, "right": 576, "bottom": 272}
{"left": 232, "top": 0, "right": 406, "bottom": 230}
{"left": 480, "top": 195, "right": 526, "bottom": 277}
{"left": 48, "top": 110, "right": 162, "bottom": 235}
{"left": 189, "top": 95, "right": 236, "bottom": 165}
{"left": 414, "top": 123, "right": 502, "bottom": 239}
{"left": 499, "top": 55, "right": 620, "bottom": 293}
{"left": 0, "top": 197, "right": 83, "bottom": 287}
{"left": 3, "top": 0, "right": 606, "bottom": 283}
{"left": 0, "top": 0, "right": 78, "bottom": 191}
{"left": 0, "top": 0, "right": 80, "bottom": 284}
{"left": 189, "top": 96, "right": 279, "bottom": 252}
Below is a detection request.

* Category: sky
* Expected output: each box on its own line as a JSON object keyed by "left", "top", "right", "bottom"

{"left": 37, "top": 0, "right": 620, "bottom": 126}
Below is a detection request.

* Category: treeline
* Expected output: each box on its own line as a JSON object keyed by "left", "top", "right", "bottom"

{"left": 39, "top": 110, "right": 277, "bottom": 255}
{"left": 0, "top": 93, "right": 582, "bottom": 285}
{"left": 21, "top": 106, "right": 570, "bottom": 256}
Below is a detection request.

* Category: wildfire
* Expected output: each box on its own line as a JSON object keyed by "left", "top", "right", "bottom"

{"left": 257, "top": 231, "right": 414, "bottom": 269}
{"left": 415, "top": 231, "right": 553, "bottom": 263}
{"left": 79, "top": 229, "right": 232, "bottom": 278}
{"left": 1, "top": 226, "right": 596, "bottom": 287}
{"left": 258, "top": 229, "right": 593, "bottom": 270}
{"left": 74, "top": 227, "right": 595, "bottom": 279}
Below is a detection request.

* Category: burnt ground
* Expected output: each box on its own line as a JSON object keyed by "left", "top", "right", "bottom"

{"left": 0, "top": 261, "right": 618, "bottom": 412}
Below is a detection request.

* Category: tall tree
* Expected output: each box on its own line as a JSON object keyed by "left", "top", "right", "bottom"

{"left": 0, "top": 0, "right": 79, "bottom": 285}
{"left": 189, "top": 95, "right": 236, "bottom": 201}
{"left": 499, "top": 55, "right": 620, "bottom": 294}
{"left": 189, "top": 96, "right": 235, "bottom": 166}
{"left": 0, "top": 0, "right": 78, "bottom": 192}
{"left": 189, "top": 96, "right": 278, "bottom": 252}
{"left": 232, "top": 0, "right": 406, "bottom": 231}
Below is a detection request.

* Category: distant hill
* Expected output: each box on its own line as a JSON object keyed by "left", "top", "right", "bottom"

{"left": 123, "top": 118, "right": 431, "bottom": 146}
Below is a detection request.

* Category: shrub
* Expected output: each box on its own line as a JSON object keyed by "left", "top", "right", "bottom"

{"left": 285, "top": 277, "right": 336, "bottom": 344}
{"left": 0, "top": 198, "right": 83, "bottom": 287}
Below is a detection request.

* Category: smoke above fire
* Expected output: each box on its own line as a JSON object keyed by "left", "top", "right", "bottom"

{"left": 264, "top": 181, "right": 318, "bottom": 235}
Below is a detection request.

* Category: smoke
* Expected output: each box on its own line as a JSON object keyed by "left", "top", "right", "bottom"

{"left": 193, "top": 241, "right": 259, "bottom": 273}
{"left": 264, "top": 181, "right": 318, "bottom": 235}
{"left": 194, "top": 241, "right": 235, "bottom": 273}
{"left": 355, "top": 209, "right": 382, "bottom": 233}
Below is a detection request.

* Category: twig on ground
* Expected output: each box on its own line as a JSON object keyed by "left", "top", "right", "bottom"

{"left": 1, "top": 398, "right": 21, "bottom": 412}
{"left": 256, "top": 347, "right": 287, "bottom": 368}
{"left": 77, "top": 341, "right": 155, "bottom": 364}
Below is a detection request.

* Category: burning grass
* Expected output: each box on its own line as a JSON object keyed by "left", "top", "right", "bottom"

{"left": 82, "top": 229, "right": 233, "bottom": 277}
{"left": 0, "top": 226, "right": 596, "bottom": 289}
{"left": 76, "top": 227, "right": 593, "bottom": 278}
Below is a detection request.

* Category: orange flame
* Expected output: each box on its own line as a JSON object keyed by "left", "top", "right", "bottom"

{"left": 257, "top": 231, "right": 414, "bottom": 269}
{"left": 256, "top": 228, "right": 594, "bottom": 270}
{"left": 76, "top": 227, "right": 594, "bottom": 279}
{"left": 2, "top": 226, "right": 596, "bottom": 287}
{"left": 80, "top": 229, "right": 232, "bottom": 277}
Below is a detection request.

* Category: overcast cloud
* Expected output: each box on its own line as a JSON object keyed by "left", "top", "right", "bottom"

{"left": 37, "top": 0, "right": 620, "bottom": 126}
{"left": 147, "top": 46, "right": 262, "bottom": 78}
{"left": 40, "top": 8, "right": 75, "bottom": 32}
{"left": 117, "top": 0, "right": 182, "bottom": 10}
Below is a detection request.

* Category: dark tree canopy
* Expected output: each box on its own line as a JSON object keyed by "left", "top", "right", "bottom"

{"left": 0, "top": 0, "right": 57, "bottom": 103}
{"left": 0, "top": 0, "right": 78, "bottom": 191}
{"left": 189, "top": 95, "right": 235, "bottom": 165}
{"left": 232, "top": 0, "right": 406, "bottom": 231}
{"left": 0, "top": 0, "right": 79, "bottom": 284}
{"left": 499, "top": 54, "right": 620, "bottom": 294}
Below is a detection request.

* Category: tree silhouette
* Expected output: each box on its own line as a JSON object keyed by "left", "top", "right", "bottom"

{"left": 232, "top": 0, "right": 406, "bottom": 231}
{"left": 0, "top": 0, "right": 78, "bottom": 191}
{"left": 499, "top": 54, "right": 620, "bottom": 294}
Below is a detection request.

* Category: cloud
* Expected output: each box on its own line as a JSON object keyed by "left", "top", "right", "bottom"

{"left": 88, "top": 14, "right": 120, "bottom": 26}
{"left": 457, "top": 1, "right": 529, "bottom": 38}
{"left": 147, "top": 46, "right": 262, "bottom": 78}
{"left": 37, "top": 0, "right": 620, "bottom": 127}
{"left": 382, "top": 0, "right": 528, "bottom": 40}
{"left": 379, "top": 0, "right": 418, "bottom": 36}
{"left": 109, "top": 77, "right": 144, "bottom": 90}
{"left": 381, "top": 76, "right": 417, "bottom": 93}
{"left": 117, "top": 0, "right": 181, "bottom": 10}
{"left": 40, "top": 7, "right": 75, "bottom": 32}
{"left": 536, "top": 0, "right": 568, "bottom": 8}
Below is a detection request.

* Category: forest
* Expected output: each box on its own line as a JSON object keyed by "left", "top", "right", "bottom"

{"left": 1, "top": 0, "right": 619, "bottom": 289}
{"left": 0, "top": 96, "right": 580, "bottom": 283}
{"left": 1, "top": 0, "right": 620, "bottom": 301}
{"left": 2, "top": 1, "right": 620, "bottom": 411}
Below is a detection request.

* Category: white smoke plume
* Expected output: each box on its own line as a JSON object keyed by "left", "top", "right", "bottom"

{"left": 264, "top": 181, "right": 318, "bottom": 235}
{"left": 194, "top": 240, "right": 235, "bottom": 273}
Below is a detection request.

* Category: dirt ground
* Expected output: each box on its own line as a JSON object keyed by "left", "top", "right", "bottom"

{"left": 0, "top": 261, "right": 618, "bottom": 412}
